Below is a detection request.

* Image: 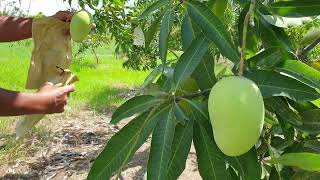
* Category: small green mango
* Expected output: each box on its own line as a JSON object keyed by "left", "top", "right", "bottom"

{"left": 208, "top": 76, "right": 264, "bottom": 156}
{"left": 70, "top": 10, "right": 92, "bottom": 42}
{"left": 300, "top": 28, "right": 320, "bottom": 47}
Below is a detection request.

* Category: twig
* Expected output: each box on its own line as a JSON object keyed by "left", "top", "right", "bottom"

{"left": 91, "top": 47, "right": 99, "bottom": 64}
{"left": 176, "top": 89, "right": 211, "bottom": 101}
{"left": 238, "top": 0, "right": 257, "bottom": 76}
{"left": 297, "top": 37, "right": 320, "bottom": 62}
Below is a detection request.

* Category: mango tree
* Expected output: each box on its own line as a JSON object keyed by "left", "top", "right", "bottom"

{"left": 68, "top": 0, "right": 320, "bottom": 179}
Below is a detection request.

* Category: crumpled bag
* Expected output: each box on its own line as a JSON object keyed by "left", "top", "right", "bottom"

{"left": 15, "top": 17, "right": 79, "bottom": 138}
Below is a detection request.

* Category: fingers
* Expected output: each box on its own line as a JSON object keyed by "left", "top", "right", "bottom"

{"left": 44, "top": 82, "right": 54, "bottom": 86}
{"left": 55, "top": 83, "right": 63, "bottom": 87}
{"left": 62, "top": 84, "right": 75, "bottom": 94}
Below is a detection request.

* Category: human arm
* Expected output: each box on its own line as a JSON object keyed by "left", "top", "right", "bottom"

{"left": 0, "top": 83, "right": 74, "bottom": 116}
{"left": 0, "top": 11, "right": 73, "bottom": 42}
{"left": 0, "top": 16, "right": 33, "bottom": 42}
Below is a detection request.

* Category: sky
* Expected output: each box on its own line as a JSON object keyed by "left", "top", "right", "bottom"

{"left": 0, "top": 0, "right": 79, "bottom": 16}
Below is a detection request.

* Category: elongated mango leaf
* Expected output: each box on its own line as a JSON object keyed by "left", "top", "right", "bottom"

{"left": 159, "top": 8, "right": 175, "bottom": 64}
{"left": 262, "top": 15, "right": 313, "bottom": 28}
{"left": 254, "top": 11, "right": 294, "bottom": 54}
{"left": 268, "top": 153, "right": 320, "bottom": 171}
{"left": 212, "top": 0, "right": 228, "bottom": 19}
{"left": 142, "top": 64, "right": 164, "bottom": 88}
{"left": 294, "top": 109, "right": 320, "bottom": 134}
{"left": 268, "top": 0, "right": 320, "bottom": 17}
{"left": 183, "top": 99, "right": 209, "bottom": 125}
{"left": 173, "top": 102, "right": 188, "bottom": 125}
{"left": 247, "top": 48, "right": 283, "bottom": 69}
{"left": 292, "top": 171, "right": 320, "bottom": 180}
{"left": 186, "top": 1, "right": 240, "bottom": 63}
{"left": 226, "top": 149, "right": 261, "bottom": 180}
{"left": 166, "top": 118, "right": 194, "bottom": 180}
{"left": 87, "top": 108, "right": 167, "bottom": 179}
{"left": 304, "top": 140, "right": 320, "bottom": 153}
{"left": 181, "top": 15, "right": 195, "bottom": 51}
{"left": 111, "top": 95, "right": 164, "bottom": 124}
{"left": 145, "top": 16, "right": 162, "bottom": 48}
{"left": 147, "top": 106, "right": 175, "bottom": 180}
{"left": 245, "top": 70, "right": 320, "bottom": 101}
{"left": 138, "top": 0, "right": 170, "bottom": 19}
{"left": 174, "top": 35, "right": 209, "bottom": 89}
{"left": 192, "top": 53, "right": 217, "bottom": 90}
{"left": 193, "top": 120, "right": 229, "bottom": 180}
{"left": 265, "top": 97, "right": 302, "bottom": 126}
{"left": 276, "top": 60, "right": 320, "bottom": 89}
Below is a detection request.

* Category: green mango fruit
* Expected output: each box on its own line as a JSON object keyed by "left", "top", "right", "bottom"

{"left": 208, "top": 76, "right": 264, "bottom": 156}
{"left": 70, "top": 10, "right": 92, "bottom": 42}
{"left": 300, "top": 28, "right": 320, "bottom": 47}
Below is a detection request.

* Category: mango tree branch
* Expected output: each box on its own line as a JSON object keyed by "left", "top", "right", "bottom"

{"left": 297, "top": 37, "right": 320, "bottom": 62}
{"left": 238, "top": 0, "right": 256, "bottom": 76}
{"left": 175, "top": 89, "right": 211, "bottom": 101}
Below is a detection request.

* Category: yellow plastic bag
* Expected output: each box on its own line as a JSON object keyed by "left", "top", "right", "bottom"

{"left": 15, "top": 17, "right": 79, "bottom": 138}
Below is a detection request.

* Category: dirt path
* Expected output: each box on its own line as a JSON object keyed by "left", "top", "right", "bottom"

{"left": 0, "top": 108, "right": 201, "bottom": 180}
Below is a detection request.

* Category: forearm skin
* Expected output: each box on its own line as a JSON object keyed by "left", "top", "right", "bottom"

{"left": 0, "top": 88, "right": 45, "bottom": 116}
{"left": 0, "top": 16, "right": 33, "bottom": 42}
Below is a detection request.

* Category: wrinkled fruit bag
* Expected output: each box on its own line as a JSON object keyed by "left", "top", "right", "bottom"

{"left": 15, "top": 17, "right": 79, "bottom": 138}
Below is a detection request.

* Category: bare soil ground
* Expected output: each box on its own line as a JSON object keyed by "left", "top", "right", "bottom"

{"left": 0, "top": 107, "right": 201, "bottom": 180}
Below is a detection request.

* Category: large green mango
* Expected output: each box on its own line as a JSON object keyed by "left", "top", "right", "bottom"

{"left": 208, "top": 76, "right": 264, "bottom": 156}
{"left": 70, "top": 10, "right": 92, "bottom": 42}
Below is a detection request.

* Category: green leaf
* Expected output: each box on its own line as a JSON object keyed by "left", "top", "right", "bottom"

{"left": 213, "top": 0, "right": 228, "bottom": 19}
{"left": 262, "top": 15, "right": 313, "bottom": 28}
{"left": 193, "top": 120, "right": 229, "bottom": 180}
{"left": 181, "top": 15, "right": 195, "bottom": 51}
{"left": 159, "top": 8, "right": 175, "bottom": 64}
{"left": 138, "top": 0, "right": 170, "bottom": 19}
{"left": 268, "top": 0, "right": 320, "bottom": 17}
{"left": 268, "top": 153, "right": 320, "bottom": 171}
{"left": 247, "top": 48, "right": 283, "bottom": 69}
{"left": 255, "top": 11, "right": 294, "bottom": 53}
{"left": 142, "top": 64, "right": 163, "bottom": 88}
{"left": 192, "top": 53, "right": 217, "bottom": 90}
{"left": 276, "top": 60, "right": 320, "bottom": 89}
{"left": 265, "top": 97, "right": 302, "bottom": 126}
{"left": 173, "top": 102, "right": 188, "bottom": 125}
{"left": 145, "top": 16, "right": 162, "bottom": 48}
{"left": 304, "top": 140, "right": 320, "bottom": 153}
{"left": 166, "top": 118, "right": 194, "bottom": 180}
{"left": 87, "top": 108, "right": 166, "bottom": 179}
{"left": 292, "top": 171, "right": 320, "bottom": 180}
{"left": 111, "top": 95, "right": 163, "bottom": 124}
{"left": 183, "top": 99, "right": 209, "bottom": 125}
{"left": 173, "top": 35, "right": 209, "bottom": 89}
{"left": 245, "top": 70, "right": 320, "bottom": 101}
{"left": 295, "top": 109, "right": 320, "bottom": 134}
{"left": 147, "top": 106, "right": 175, "bottom": 180}
{"left": 186, "top": 1, "right": 240, "bottom": 64}
{"left": 226, "top": 149, "right": 261, "bottom": 180}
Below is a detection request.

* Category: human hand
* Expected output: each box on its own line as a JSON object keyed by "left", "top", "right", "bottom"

{"left": 51, "top": 11, "right": 73, "bottom": 22}
{"left": 36, "top": 82, "right": 75, "bottom": 114}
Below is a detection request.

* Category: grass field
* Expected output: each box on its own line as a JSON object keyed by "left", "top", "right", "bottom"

{"left": 0, "top": 41, "right": 150, "bottom": 134}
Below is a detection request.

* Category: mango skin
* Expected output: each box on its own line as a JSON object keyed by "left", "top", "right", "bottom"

{"left": 70, "top": 10, "right": 92, "bottom": 42}
{"left": 208, "top": 76, "right": 264, "bottom": 156}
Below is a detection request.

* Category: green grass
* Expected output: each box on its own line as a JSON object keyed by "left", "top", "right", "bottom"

{"left": 0, "top": 41, "right": 149, "bottom": 138}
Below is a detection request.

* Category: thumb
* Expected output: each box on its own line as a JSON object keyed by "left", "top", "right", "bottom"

{"left": 61, "top": 84, "right": 75, "bottom": 94}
